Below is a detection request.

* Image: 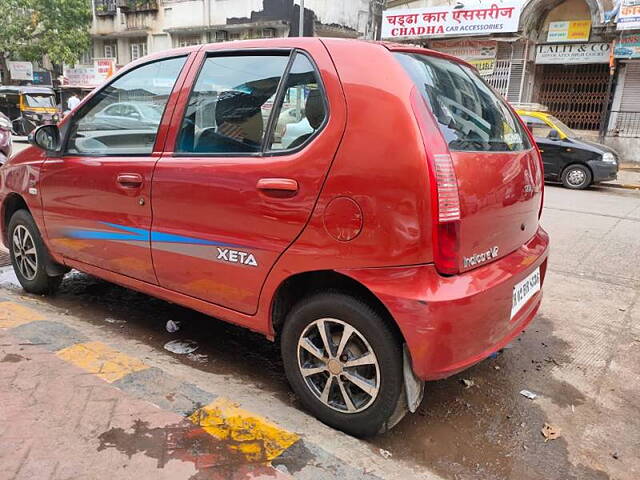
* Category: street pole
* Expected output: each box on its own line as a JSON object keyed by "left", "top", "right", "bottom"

{"left": 299, "top": 0, "right": 305, "bottom": 37}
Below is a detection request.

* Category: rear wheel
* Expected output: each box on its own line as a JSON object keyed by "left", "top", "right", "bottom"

{"left": 561, "top": 164, "right": 592, "bottom": 190}
{"left": 281, "top": 292, "right": 405, "bottom": 437}
{"left": 8, "top": 210, "right": 64, "bottom": 295}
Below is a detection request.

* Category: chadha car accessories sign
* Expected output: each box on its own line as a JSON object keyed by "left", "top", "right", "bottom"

{"left": 535, "top": 43, "right": 611, "bottom": 64}
{"left": 381, "top": 1, "right": 523, "bottom": 40}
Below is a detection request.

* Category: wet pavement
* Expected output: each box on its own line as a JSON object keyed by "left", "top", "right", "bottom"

{"left": 1, "top": 144, "right": 640, "bottom": 479}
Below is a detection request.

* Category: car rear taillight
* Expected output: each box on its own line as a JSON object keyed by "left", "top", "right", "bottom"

{"left": 410, "top": 88, "right": 461, "bottom": 275}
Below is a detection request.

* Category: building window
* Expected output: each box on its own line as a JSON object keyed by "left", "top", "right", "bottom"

{"left": 130, "top": 40, "right": 148, "bottom": 61}
{"left": 261, "top": 28, "right": 276, "bottom": 38}
{"left": 79, "top": 48, "right": 93, "bottom": 65}
{"left": 214, "top": 31, "right": 228, "bottom": 42}
{"left": 229, "top": 32, "right": 241, "bottom": 41}
{"left": 175, "top": 35, "right": 201, "bottom": 48}
{"left": 104, "top": 41, "right": 117, "bottom": 60}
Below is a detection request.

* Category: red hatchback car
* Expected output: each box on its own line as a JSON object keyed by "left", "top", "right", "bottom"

{"left": 0, "top": 38, "right": 548, "bottom": 437}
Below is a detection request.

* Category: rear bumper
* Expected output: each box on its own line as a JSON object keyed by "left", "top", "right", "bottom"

{"left": 339, "top": 227, "right": 549, "bottom": 381}
{"left": 589, "top": 161, "right": 618, "bottom": 183}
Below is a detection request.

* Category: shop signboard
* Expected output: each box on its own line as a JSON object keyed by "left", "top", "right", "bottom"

{"left": 536, "top": 43, "right": 611, "bottom": 64}
{"left": 615, "top": 34, "right": 640, "bottom": 58}
{"left": 63, "top": 65, "right": 99, "bottom": 86}
{"left": 547, "top": 21, "right": 591, "bottom": 42}
{"left": 617, "top": 0, "right": 640, "bottom": 31}
{"left": 95, "top": 58, "right": 115, "bottom": 82}
{"left": 7, "top": 61, "right": 33, "bottom": 81}
{"left": 32, "top": 71, "right": 53, "bottom": 86}
{"left": 63, "top": 58, "right": 116, "bottom": 86}
{"left": 430, "top": 39, "right": 497, "bottom": 75}
{"left": 381, "top": 1, "right": 523, "bottom": 39}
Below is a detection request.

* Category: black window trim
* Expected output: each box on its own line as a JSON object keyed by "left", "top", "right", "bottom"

{"left": 171, "top": 48, "right": 293, "bottom": 159}
{"left": 263, "top": 48, "right": 330, "bottom": 157}
{"left": 170, "top": 47, "right": 329, "bottom": 158}
{"left": 60, "top": 53, "right": 190, "bottom": 159}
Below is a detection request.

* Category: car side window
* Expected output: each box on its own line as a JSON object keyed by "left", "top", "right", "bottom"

{"left": 104, "top": 104, "right": 120, "bottom": 117}
{"left": 176, "top": 54, "right": 290, "bottom": 154}
{"left": 267, "top": 54, "right": 326, "bottom": 151}
{"left": 520, "top": 115, "right": 554, "bottom": 138}
{"left": 66, "top": 56, "right": 187, "bottom": 156}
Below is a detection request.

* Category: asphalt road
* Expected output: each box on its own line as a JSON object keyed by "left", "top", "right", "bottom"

{"left": 2, "top": 139, "right": 639, "bottom": 479}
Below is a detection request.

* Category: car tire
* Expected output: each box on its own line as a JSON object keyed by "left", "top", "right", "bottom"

{"left": 561, "top": 164, "right": 592, "bottom": 190}
{"left": 8, "top": 209, "right": 64, "bottom": 295}
{"left": 281, "top": 292, "right": 405, "bottom": 437}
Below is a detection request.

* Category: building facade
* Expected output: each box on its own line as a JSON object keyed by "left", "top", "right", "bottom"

{"left": 383, "top": 0, "right": 640, "bottom": 163}
{"left": 89, "top": 0, "right": 374, "bottom": 68}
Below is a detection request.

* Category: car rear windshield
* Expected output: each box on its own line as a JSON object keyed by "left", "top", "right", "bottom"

{"left": 395, "top": 52, "right": 531, "bottom": 152}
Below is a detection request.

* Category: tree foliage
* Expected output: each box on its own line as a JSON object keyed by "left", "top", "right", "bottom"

{"left": 0, "top": 0, "right": 92, "bottom": 65}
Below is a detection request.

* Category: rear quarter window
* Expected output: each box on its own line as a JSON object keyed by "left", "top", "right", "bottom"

{"left": 395, "top": 52, "right": 531, "bottom": 153}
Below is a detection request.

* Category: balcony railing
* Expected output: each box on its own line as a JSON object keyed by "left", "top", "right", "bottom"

{"left": 117, "top": 0, "right": 158, "bottom": 13}
{"left": 95, "top": 0, "right": 117, "bottom": 16}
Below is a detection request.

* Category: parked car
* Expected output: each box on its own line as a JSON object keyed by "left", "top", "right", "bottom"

{"left": 516, "top": 107, "right": 619, "bottom": 189}
{"left": 0, "top": 86, "right": 59, "bottom": 135}
{"left": 0, "top": 112, "right": 12, "bottom": 165}
{"left": 0, "top": 39, "right": 549, "bottom": 437}
{"left": 94, "top": 101, "right": 163, "bottom": 129}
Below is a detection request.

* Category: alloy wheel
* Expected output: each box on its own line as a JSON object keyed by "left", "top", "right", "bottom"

{"left": 567, "top": 168, "right": 586, "bottom": 187}
{"left": 297, "top": 318, "right": 380, "bottom": 413}
{"left": 12, "top": 225, "right": 38, "bottom": 281}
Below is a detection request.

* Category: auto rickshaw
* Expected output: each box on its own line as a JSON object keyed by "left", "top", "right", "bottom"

{"left": 0, "top": 86, "right": 59, "bottom": 135}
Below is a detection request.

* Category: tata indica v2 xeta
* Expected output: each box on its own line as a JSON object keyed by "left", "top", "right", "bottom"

{"left": 0, "top": 38, "right": 549, "bottom": 437}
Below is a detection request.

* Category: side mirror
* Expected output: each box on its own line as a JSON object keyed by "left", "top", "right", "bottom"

{"left": 29, "top": 124, "right": 61, "bottom": 152}
{"left": 547, "top": 129, "right": 560, "bottom": 141}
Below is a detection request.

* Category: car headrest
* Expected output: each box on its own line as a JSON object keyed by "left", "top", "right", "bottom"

{"left": 305, "top": 90, "right": 325, "bottom": 130}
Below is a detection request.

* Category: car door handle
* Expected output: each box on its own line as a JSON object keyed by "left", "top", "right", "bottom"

{"left": 117, "top": 173, "right": 143, "bottom": 188}
{"left": 256, "top": 178, "right": 299, "bottom": 195}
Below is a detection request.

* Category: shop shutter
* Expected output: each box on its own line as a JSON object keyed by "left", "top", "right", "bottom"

{"left": 620, "top": 62, "right": 640, "bottom": 111}
{"left": 612, "top": 62, "right": 640, "bottom": 136}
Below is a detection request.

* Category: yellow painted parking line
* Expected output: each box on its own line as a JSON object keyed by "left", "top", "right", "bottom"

{"left": 56, "top": 341, "right": 149, "bottom": 383}
{"left": 189, "top": 397, "right": 299, "bottom": 462}
{"left": 0, "top": 301, "right": 45, "bottom": 328}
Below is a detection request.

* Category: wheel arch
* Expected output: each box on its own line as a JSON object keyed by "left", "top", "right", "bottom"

{"left": 270, "top": 270, "right": 405, "bottom": 346}
{"left": 1, "top": 193, "right": 30, "bottom": 247}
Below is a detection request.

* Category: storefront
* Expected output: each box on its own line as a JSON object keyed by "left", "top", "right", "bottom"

{"left": 533, "top": 42, "right": 612, "bottom": 131}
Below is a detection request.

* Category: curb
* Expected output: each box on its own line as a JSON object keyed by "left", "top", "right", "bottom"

{"left": 602, "top": 182, "right": 640, "bottom": 191}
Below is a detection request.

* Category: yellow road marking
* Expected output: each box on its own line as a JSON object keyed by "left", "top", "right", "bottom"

{"left": 0, "top": 302, "right": 45, "bottom": 328}
{"left": 56, "top": 341, "right": 149, "bottom": 383}
{"left": 189, "top": 397, "right": 299, "bottom": 462}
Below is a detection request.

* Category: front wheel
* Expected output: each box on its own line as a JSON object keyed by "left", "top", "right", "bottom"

{"left": 281, "top": 292, "right": 405, "bottom": 437}
{"left": 8, "top": 210, "right": 63, "bottom": 295}
{"left": 561, "top": 164, "right": 592, "bottom": 190}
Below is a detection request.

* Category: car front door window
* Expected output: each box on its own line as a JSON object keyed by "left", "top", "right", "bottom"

{"left": 66, "top": 56, "right": 187, "bottom": 156}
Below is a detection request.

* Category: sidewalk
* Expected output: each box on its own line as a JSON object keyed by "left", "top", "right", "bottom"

{"left": 0, "top": 296, "right": 397, "bottom": 480}
{"left": 607, "top": 166, "right": 640, "bottom": 190}
{"left": 0, "top": 302, "right": 294, "bottom": 480}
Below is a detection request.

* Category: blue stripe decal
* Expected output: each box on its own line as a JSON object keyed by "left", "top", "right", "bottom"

{"left": 68, "top": 223, "right": 149, "bottom": 241}
{"left": 67, "top": 222, "right": 244, "bottom": 249}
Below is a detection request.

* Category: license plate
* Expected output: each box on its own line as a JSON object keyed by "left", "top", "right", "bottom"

{"left": 511, "top": 268, "right": 541, "bottom": 319}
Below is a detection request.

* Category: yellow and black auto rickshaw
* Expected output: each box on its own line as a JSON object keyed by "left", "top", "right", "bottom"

{"left": 0, "top": 86, "right": 59, "bottom": 135}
